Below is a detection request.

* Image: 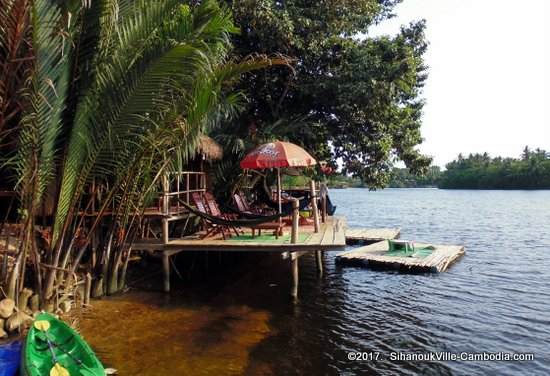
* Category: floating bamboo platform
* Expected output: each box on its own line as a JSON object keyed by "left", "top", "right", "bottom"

{"left": 336, "top": 240, "right": 465, "bottom": 273}
{"left": 345, "top": 227, "right": 400, "bottom": 244}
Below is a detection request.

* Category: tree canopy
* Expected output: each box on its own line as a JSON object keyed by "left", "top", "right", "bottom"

{"left": 220, "top": 0, "right": 431, "bottom": 187}
{"left": 0, "top": 0, "right": 284, "bottom": 305}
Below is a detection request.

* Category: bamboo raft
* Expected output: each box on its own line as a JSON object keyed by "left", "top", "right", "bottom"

{"left": 336, "top": 240, "right": 465, "bottom": 273}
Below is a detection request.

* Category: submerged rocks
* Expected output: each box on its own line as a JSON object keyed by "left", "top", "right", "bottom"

{"left": 60, "top": 300, "right": 72, "bottom": 314}
{"left": 0, "top": 318, "right": 7, "bottom": 338}
{"left": 6, "top": 311, "right": 32, "bottom": 333}
{"left": 18, "top": 288, "right": 33, "bottom": 312}
{"left": 0, "top": 298, "right": 15, "bottom": 318}
{"left": 29, "top": 294, "right": 40, "bottom": 312}
{"left": 0, "top": 295, "right": 38, "bottom": 336}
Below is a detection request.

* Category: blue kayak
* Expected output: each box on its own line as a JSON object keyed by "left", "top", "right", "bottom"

{"left": 0, "top": 340, "right": 22, "bottom": 376}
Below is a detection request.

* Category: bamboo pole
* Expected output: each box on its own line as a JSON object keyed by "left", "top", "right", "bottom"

{"left": 84, "top": 273, "right": 92, "bottom": 306}
{"left": 277, "top": 168, "right": 282, "bottom": 214}
{"left": 186, "top": 173, "right": 190, "bottom": 204}
{"left": 291, "top": 199, "right": 299, "bottom": 299}
{"left": 162, "top": 173, "right": 169, "bottom": 244}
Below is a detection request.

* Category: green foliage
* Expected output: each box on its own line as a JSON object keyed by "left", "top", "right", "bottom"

{"left": 439, "top": 147, "right": 550, "bottom": 189}
{"left": 324, "top": 174, "right": 364, "bottom": 189}
{"left": 388, "top": 166, "right": 441, "bottom": 188}
{"left": 219, "top": 0, "right": 431, "bottom": 188}
{"left": 1, "top": 0, "right": 284, "bottom": 303}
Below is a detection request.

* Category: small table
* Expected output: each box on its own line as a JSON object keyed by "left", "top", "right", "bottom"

{"left": 251, "top": 222, "right": 284, "bottom": 239}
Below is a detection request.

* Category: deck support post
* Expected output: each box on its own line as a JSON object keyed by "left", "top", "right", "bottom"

{"left": 315, "top": 250, "right": 323, "bottom": 275}
{"left": 310, "top": 180, "right": 320, "bottom": 233}
{"left": 162, "top": 253, "right": 170, "bottom": 293}
{"left": 162, "top": 218, "right": 169, "bottom": 244}
{"left": 291, "top": 254, "right": 299, "bottom": 299}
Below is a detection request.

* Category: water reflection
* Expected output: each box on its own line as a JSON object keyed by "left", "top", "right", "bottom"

{"left": 77, "top": 189, "right": 550, "bottom": 375}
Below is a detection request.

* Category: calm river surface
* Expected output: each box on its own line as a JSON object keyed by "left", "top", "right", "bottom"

{"left": 78, "top": 188, "right": 550, "bottom": 375}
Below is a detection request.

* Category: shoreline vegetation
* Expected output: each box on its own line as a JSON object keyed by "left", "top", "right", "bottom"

{"left": 326, "top": 147, "right": 550, "bottom": 190}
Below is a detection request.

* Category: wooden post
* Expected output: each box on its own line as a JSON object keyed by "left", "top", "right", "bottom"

{"left": 162, "top": 173, "right": 169, "bottom": 244}
{"left": 310, "top": 180, "right": 320, "bottom": 233}
{"left": 162, "top": 253, "right": 170, "bottom": 293}
{"left": 84, "top": 273, "right": 92, "bottom": 306}
{"left": 176, "top": 174, "right": 180, "bottom": 212}
{"left": 320, "top": 183, "right": 327, "bottom": 223}
{"left": 186, "top": 172, "right": 190, "bottom": 204}
{"left": 291, "top": 199, "right": 299, "bottom": 244}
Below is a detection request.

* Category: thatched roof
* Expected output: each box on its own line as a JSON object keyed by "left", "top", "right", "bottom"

{"left": 198, "top": 135, "right": 223, "bottom": 160}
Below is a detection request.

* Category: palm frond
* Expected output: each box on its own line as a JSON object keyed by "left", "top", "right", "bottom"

{"left": 0, "top": 0, "right": 32, "bottom": 142}
{"left": 15, "top": 0, "right": 71, "bottom": 205}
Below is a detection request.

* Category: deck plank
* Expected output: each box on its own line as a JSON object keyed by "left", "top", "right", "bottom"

{"left": 333, "top": 217, "right": 347, "bottom": 247}
{"left": 320, "top": 219, "right": 335, "bottom": 246}
{"left": 345, "top": 228, "right": 400, "bottom": 243}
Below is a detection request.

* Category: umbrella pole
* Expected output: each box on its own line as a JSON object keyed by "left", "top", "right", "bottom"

{"left": 277, "top": 168, "right": 282, "bottom": 214}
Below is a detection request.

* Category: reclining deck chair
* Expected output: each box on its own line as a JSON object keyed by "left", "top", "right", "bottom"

{"left": 203, "top": 192, "right": 242, "bottom": 236}
{"left": 191, "top": 192, "right": 236, "bottom": 239}
{"left": 233, "top": 191, "right": 276, "bottom": 216}
{"left": 205, "top": 191, "right": 283, "bottom": 238}
{"left": 187, "top": 192, "right": 284, "bottom": 239}
{"left": 234, "top": 193, "right": 284, "bottom": 238}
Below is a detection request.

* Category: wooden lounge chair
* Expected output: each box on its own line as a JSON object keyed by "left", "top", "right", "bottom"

{"left": 190, "top": 192, "right": 234, "bottom": 239}
{"left": 233, "top": 193, "right": 256, "bottom": 215}
{"left": 203, "top": 192, "right": 242, "bottom": 235}
{"left": 232, "top": 192, "right": 283, "bottom": 238}
{"left": 203, "top": 191, "right": 281, "bottom": 239}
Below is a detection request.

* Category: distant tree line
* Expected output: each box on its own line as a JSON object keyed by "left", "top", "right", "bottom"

{"left": 325, "top": 167, "right": 441, "bottom": 189}
{"left": 439, "top": 147, "right": 550, "bottom": 189}
{"left": 388, "top": 166, "right": 441, "bottom": 188}
{"left": 325, "top": 147, "right": 550, "bottom": 190}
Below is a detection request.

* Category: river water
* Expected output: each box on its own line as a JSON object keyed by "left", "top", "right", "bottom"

{"left": 78, "top": 188, "right": 550, "bottom": 375}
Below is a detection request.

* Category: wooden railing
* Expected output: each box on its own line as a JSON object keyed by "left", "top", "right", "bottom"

{"left": 161, "top": 171, "right": 206, "bottom": 215}
{"left": 160, "top": 171, "right": 206, "bottom": 243}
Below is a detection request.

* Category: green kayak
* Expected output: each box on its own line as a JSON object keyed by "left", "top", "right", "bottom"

{"left": 21, "top": 312, "right": 105, "bottom": 376}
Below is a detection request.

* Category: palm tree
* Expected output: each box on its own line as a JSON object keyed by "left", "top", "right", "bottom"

{"left": 0, "top": 0, "right": 288, "bottom": 309}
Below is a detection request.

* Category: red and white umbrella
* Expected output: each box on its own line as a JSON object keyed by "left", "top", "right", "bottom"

{"left": 240, "top": 141, "right": 317, "bottom": 213}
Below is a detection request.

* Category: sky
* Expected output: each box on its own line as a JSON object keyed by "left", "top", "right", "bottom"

{"left": 368, "top": 0, "right": 549, "bottom": 167}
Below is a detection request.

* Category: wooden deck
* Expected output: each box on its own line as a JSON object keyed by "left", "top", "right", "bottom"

{"left": 345, "top": 227, "right": 400, "bottom": 244}
{"left": 336, "top": 240, "right": 465, "bottom": 273}
{"left": 132, "top": 216, "right": 347, "bottom": 255}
